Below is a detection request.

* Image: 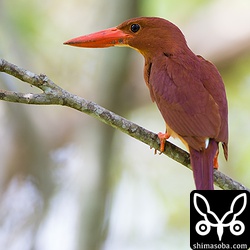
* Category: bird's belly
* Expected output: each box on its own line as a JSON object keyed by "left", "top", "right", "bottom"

{"left": 165, "top": 123, "right": 189, "bottom": 151}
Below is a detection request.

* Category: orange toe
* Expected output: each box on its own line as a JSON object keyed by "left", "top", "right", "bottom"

{"left": 213, "top": 149, "right": 219, "bottom": 169}
{"left": 157, "top": 132, "right": 170, "bottom": 153}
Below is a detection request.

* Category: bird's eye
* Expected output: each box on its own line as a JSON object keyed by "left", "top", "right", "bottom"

{"left": 130, "top": 24, "right": 140, "bottom": 33}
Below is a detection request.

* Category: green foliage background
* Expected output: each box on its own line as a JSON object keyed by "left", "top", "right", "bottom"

{"left": 0, "top": 0, "right": 250, "bottom": 249}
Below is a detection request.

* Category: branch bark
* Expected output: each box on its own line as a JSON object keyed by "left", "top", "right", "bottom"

{"left": 0, "top": 58, "right": 249, "bottom": 191}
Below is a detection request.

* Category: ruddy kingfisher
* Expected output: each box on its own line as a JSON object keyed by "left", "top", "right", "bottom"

{"left": 64, "top": 17, "right": 228, "bottom": 190}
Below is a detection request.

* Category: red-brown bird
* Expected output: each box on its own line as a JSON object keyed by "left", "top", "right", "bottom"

{"left": 64, "top": 17, "right": 228, "bottom": 190}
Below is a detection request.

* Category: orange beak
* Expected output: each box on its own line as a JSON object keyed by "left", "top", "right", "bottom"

{"left": 64, "top": 27, "right": 132, "bottom": 48}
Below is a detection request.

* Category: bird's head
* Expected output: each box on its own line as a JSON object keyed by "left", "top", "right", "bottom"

{"left": 64, "top": 17, "right": 187, "bottom": 58}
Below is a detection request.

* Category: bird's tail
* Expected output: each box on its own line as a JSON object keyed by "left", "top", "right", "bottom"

{"left": 190, "top": 139, "right": 218, "bottom": 190}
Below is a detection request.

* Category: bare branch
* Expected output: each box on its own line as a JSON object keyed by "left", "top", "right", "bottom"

{"left": 0, "top": 58, "right": 249, "bottom": 191}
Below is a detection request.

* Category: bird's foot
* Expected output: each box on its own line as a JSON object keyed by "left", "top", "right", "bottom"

{"left": 213, "top": 149, "right": 219, "bottom": 169}
{"left": 157, "top": 132, "right": 170, "bottom": 154}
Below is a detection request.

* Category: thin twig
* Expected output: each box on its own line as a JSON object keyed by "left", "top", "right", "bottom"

{"left": 0, "top": 58, "right": 249, "bottom": 191}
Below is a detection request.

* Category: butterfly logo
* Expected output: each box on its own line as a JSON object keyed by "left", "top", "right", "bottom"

{"left": 193, "top": 193, "right": 247, "bottom": 241}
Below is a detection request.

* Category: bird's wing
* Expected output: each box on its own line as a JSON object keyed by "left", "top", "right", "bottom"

{"left": 149, "top": 54, "right": 226, "bottom": 151}
{"left": 197, "top": 55, "right": 228, "bottom": 145}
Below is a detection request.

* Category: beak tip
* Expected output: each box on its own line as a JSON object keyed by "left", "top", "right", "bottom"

{"left": 63, "top": 38, "right": 83, "bottom": 47}
{"left": 63, "top": 40, "right": 71, "bottom": 45}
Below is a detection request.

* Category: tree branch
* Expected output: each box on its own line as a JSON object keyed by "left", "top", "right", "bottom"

{"left": 0, "top": 58, "right": 249, "bottom": 191}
